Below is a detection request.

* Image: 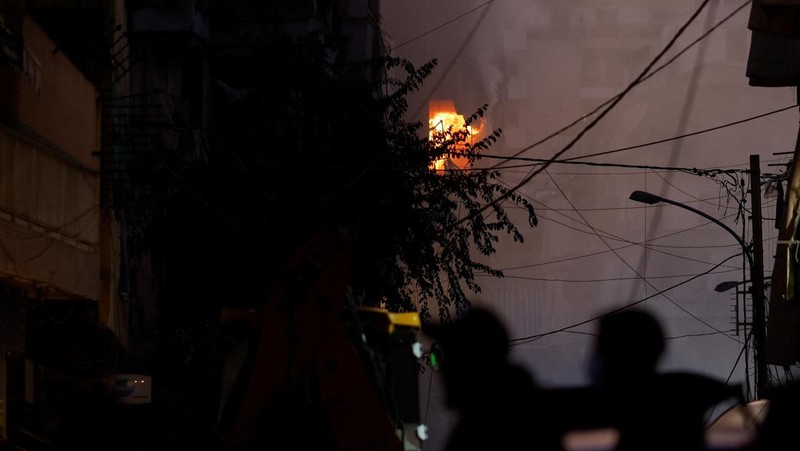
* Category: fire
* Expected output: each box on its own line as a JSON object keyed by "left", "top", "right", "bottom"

{"left": 428, "top": 100, "right": 480, "bottom": 171}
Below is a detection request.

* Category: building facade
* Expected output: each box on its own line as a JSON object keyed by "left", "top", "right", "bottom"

{"left": 0, "top": 0, "right": 127, "bottom": 446}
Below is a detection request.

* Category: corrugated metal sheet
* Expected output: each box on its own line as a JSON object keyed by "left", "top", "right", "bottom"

{"left": 0, "top": 126, "right": 101, "bottom": 300}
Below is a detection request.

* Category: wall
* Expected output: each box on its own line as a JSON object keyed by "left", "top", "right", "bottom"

{"left": 15, "top": 16, "right": 101, "bottom": 171}
{"left": 0, "top": 14, "right": 102, "bottom": 301}
{"left": 0, "top": 125, "right": 100, "bottom": 300}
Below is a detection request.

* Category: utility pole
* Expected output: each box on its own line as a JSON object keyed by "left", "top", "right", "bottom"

{"left": 750, "top": 154, "right": 769, "bottom": 398}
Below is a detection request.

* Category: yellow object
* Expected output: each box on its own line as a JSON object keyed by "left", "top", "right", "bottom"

{"left": 357, "top": 307, "right": 421, "bottom": 334}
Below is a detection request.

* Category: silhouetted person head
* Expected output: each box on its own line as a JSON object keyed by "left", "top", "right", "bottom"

{"left": 424, "top": 306, "right": 511, "bottom": 411}
{"left": 425, "top": 306, "right": 562, "bottom": 451}
{"left": 590, "top": 309, "right": 665, "bottom": 387}
{"left": 586, "top": 309, "right": 740, "bottom": 451}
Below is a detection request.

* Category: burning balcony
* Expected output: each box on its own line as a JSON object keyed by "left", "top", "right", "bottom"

{"left": 428, "top": 100, "right": 481, "bottom": 172}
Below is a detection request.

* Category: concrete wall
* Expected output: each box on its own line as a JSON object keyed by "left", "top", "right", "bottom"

{"left": 15, "top": 16, "right": 101, "bottom": 171}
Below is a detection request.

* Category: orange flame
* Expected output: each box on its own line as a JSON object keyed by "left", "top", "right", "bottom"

{"left": 428, "top": 100, "right": 480, "bottom": 171}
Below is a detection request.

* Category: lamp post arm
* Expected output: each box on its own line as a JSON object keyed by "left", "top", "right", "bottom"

{"left": 657, "top": 198, "right": 752, "bottom": 265}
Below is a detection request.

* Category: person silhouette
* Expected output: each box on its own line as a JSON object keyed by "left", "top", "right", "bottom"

{"left": 588, "top": 309, "right": 742, "bottom": 451}
{"left": 424, "top": 306, "right": 563, "bottom": 451}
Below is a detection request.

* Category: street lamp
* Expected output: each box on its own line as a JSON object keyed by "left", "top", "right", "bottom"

{"left": 629, "top": 190, "right": 768, "bottom": 398}
{"left": 629, "top": 191, "right": 749, "bottom": 256}
{"left": 714, "top": 278, "right": 771, "bottom": 293}
{"left": 715, "top": 280, "right": 745, "bottom": 293}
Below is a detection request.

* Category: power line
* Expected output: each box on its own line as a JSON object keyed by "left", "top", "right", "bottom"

{"left": 492, "top": 190, "right": 746, "bottom": 274}
{"left": 643, "top": 242, "right": 740, "bottom": 250}
{"left": 466, "top": 156, "right": 790, "bottom": 174}
{"left": 533, "top": 211, "right": 743, "bottom": 267}
{"left": 501, "top": 169, "right": 653, "bottom": 176}
{"left": 409, "top": 1, "right": 495, "bottom": 119}
{"left": 477, "top": 267, "right": 739, "bottom": 283}
{"left": 562, "top": 105, "right": 797, "bottom": 163}
{"left": 513, "top": 194, "right": 733, "bottom": 212}
{"left": 725, "top": 329, "right": 752, "bottom": 385}
{"left": 393, "top": 0, "right": 494, "bottom": 50}
{"left": 488, "top": 154, "right": 752, "bottom": 278}
{"left": 504, "top": 181, "right": 743, "bottom": 269}
{"left": 510, "top": 198, "right": 741, "bottom": 261}
{"left": 492, "top": 0, "right": 752, "bottom": 169}
{"left": 561, "top": 330, "right": 598, "bottom": 338}
{"left": 508, "top": 253, "right": 742, "bottom": 345}
{"left": 450, "top": 0, "right": 709, "bottom": 228}
{"left": 483, "top": 155, "right": 750, "bottom": 173}
{"left": 534, "top": 213, "right": 629, "bottom": 242}
{"left": 276, "top": 157, "right": 743, "bottom": 174}
{"left": 645, "top": 171, "right": 751, "bottom": 233}
{"left": 469, "top": 101, "right": 797, "bottom": 171}
{"left": 541, "top": 169, "right": 739, "bottom": 341}
{"left": 650, "top": 169, "right": 737, "bottom": 210}
{"left": 707, "top": 156, "right": 787, "bottom": 170}
{"left": 565, "top": 330, "right": 736, "bottom": 341}
{"left": 641, "top": 243, "right": 743, "bottom": 269}
{"left": 423, "top": 370, "right": 434, "bottom": 436}
{"left": 665, "top": 331, "right": 730, "bottom": 340}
